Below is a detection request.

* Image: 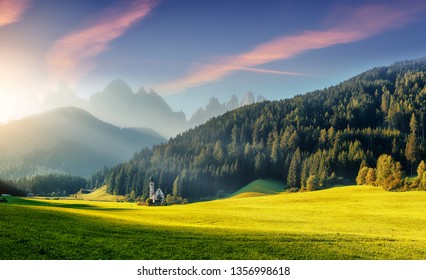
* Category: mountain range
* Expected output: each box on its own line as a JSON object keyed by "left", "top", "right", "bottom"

{"left": 189, "top": 92, "right": 267, "bottom": 126}
{"left": 42, "top": 80, "right": 266, "bottom": 137}
{"left": 0, "top": 107, "right": 165, "bottom": 179}
{"left": 89, "top": 58, "right": 426, "bottom": 199}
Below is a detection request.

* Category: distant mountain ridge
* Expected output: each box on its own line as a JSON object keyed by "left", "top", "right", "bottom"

{"left": 88, "top": 79, "right": 187, "bottom": 137}
{"left": 42, "top": 80, "right": 266, "bottom": 137}
{"left": 189, "top": 92, "right": 267, "bottom": 127}
{"left": 0, "top": 107, "right": 165, "bottom": 179}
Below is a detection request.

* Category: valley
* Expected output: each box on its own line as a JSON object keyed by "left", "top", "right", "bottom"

{"left": 2, "top": 182, "right": 426, "bottom": 259}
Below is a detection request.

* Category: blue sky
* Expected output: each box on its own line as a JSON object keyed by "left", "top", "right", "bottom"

{"left": 1, "top": 0, "right": 426, "bottom": 122}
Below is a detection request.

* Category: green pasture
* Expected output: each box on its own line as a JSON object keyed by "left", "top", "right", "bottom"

{"left": 1, "top": 182, "right": 426, "bottom": 259}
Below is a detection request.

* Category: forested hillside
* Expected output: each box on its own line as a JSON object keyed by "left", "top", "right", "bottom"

{"left": 88, "top": 59, "right": 426, "bottom": 199}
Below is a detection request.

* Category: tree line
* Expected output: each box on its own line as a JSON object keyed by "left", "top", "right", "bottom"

{"left": 12, "top": 174, "right": 87, "bottom": 196}
{"left": 356, "top": 154, "right": 426, "bottom": 191}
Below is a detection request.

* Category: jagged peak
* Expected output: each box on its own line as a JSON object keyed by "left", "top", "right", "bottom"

{"left": 137, "top": 86, "right": 148, "bottom": 95}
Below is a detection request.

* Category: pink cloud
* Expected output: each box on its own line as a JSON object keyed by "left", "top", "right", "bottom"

{"left": 0, "top": 0, "right": 31, "bottom": 27}
{"left": 46, "top": 0, "right": 159, "bottom": 84}
{"left": 238, "top": 67, "right": 309, "bottom": 76}
{"left": 157, "top": 2, "right": 426, "bottom": 94}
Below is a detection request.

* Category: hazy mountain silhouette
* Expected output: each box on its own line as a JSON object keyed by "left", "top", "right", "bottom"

{"left": 0, "top": 107, "right": 165, "bottom": 179}
{"left": 41, "top": 79, "right": 267, "bottom": 137}
{"left": 42, "top": 81, "right": 88, "bottom": 111}
{"left": 88, "top": 79, "right": 187, "bottom": 137}
{"left": 189, "top": 93, "right": 267, "bottom": 126}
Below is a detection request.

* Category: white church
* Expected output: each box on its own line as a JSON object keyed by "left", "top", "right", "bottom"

{"left": 149, "top": 177, "right": 165, "bottom": 204}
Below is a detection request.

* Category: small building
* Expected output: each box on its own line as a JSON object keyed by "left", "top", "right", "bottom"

{"left": 149, "top": 177, "right": 165, "bottom": 204}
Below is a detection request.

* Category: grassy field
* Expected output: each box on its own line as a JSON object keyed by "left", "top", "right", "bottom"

{"left": 1, "top": 181, "right": 426, "bottom": 259}
{"left": 230, "top": 179, "right": 285, "bottom": 198}
{"left": 73, "top": 186, "right": 125, "bottom": 201}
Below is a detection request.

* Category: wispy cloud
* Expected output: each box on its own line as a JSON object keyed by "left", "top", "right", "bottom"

{"left": 0, "top": 0, "right": 31, "bottom": 27}
{"left": 157, "top": 2, "right": 426, "bottom": 94}
{"left": 237, "top": 67, "right": 309, "bottom": 76}
{"left": 46, "top": 0, "right": 159, "bottom": 84}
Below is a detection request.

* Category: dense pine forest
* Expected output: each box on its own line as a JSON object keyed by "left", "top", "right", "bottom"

{"left": 88, "top": 59, "right": 426, "bottom": 200}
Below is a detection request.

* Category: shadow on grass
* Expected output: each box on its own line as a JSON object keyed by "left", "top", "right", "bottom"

{"left": 3, "top": 198, "right": 425, "bottom": 260}
{"left": 6, "top": 197, "right": 129, "bottom": 212}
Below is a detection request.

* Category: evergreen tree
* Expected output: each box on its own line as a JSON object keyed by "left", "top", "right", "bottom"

{"left": 287, "top": 148, "right": 302, "bottom": 188}
{"left": 405, "top": 113, "right": 419, "bottom": 175}
{"left": 172, "top": 175, "right": 182, "bottom": 197}
{"left": 306, "top": 175, "right": 318, "bottom": 191}
{"left": 417, "top": 160, "right": 425, "bottom": 178}
{"left": 300, "top": 159, "right": 310, "bottom": 188}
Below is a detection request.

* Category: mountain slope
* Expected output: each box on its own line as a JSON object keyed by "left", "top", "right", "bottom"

{"left": 90, "top": 58, "right": 426, "bottom": 199}
{"left": 0, "top": 107, "right": 165, "bottom": 179}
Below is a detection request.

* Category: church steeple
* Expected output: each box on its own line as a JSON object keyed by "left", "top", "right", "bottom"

{"left": 149, "top": 177, "right": 155, "bottom": 199}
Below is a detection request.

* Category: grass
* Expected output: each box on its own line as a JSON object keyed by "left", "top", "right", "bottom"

{"left": 1, "top": 182, "right": 426, "bottom": 259}
{"left": 230, "top": 179, "right": 285, "bottom": 198}
{"left": 73, "top": 185, "right": 125, "bottom": 201}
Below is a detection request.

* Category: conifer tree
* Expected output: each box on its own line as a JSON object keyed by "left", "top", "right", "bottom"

{"left": 306, "top": 175, "right": 318, "bottom": 191}
{"left": 405, "top": 113, "right": 418, "bottom": 175}
{"left": 417, "top": 160, "right": 425, "bottom": 178}
{"left": 172, "top": 175, "right": 181, "bottom": 197}
{"left": 287, "top": 148, "right": 301, "bottom": 188}
{"left": 300, "top": 159, "right": 309, "bottom": 188}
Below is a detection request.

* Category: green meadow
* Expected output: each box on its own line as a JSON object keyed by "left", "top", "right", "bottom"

{"left": 1, "top": 181, "right": 426, "bottom": 259}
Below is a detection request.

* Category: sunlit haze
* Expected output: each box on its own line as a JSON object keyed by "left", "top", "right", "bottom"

{"left": 1, "top": 0, "right": 426, "bottom": 123}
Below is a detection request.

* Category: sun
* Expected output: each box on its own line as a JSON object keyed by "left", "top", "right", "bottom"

{"left": 0, "top": 50, "right": 44, "bottom": 123}
{"left": 0, "top": 86, "right": 41, "bottom": 124}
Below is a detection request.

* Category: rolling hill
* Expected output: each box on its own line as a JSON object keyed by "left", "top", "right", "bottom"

{"left": 0, "top": 107, "right": 165, "bottom": 179}
{"left": 230, "top": 179, "right": 285, "bottom": 198}
{"left": 73, "top": 186, "right": 125, "bottom": 202}
{"left": 2, "top": 185, "right": 426, "bottom": 259}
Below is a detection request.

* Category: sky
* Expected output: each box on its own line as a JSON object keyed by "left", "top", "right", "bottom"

{"left": 1, "top": 0, "right": 426, "bottom": 123}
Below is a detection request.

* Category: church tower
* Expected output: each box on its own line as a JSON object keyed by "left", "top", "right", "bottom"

{"left": 149, "top": 177, "right": 155, "bottom": 199}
